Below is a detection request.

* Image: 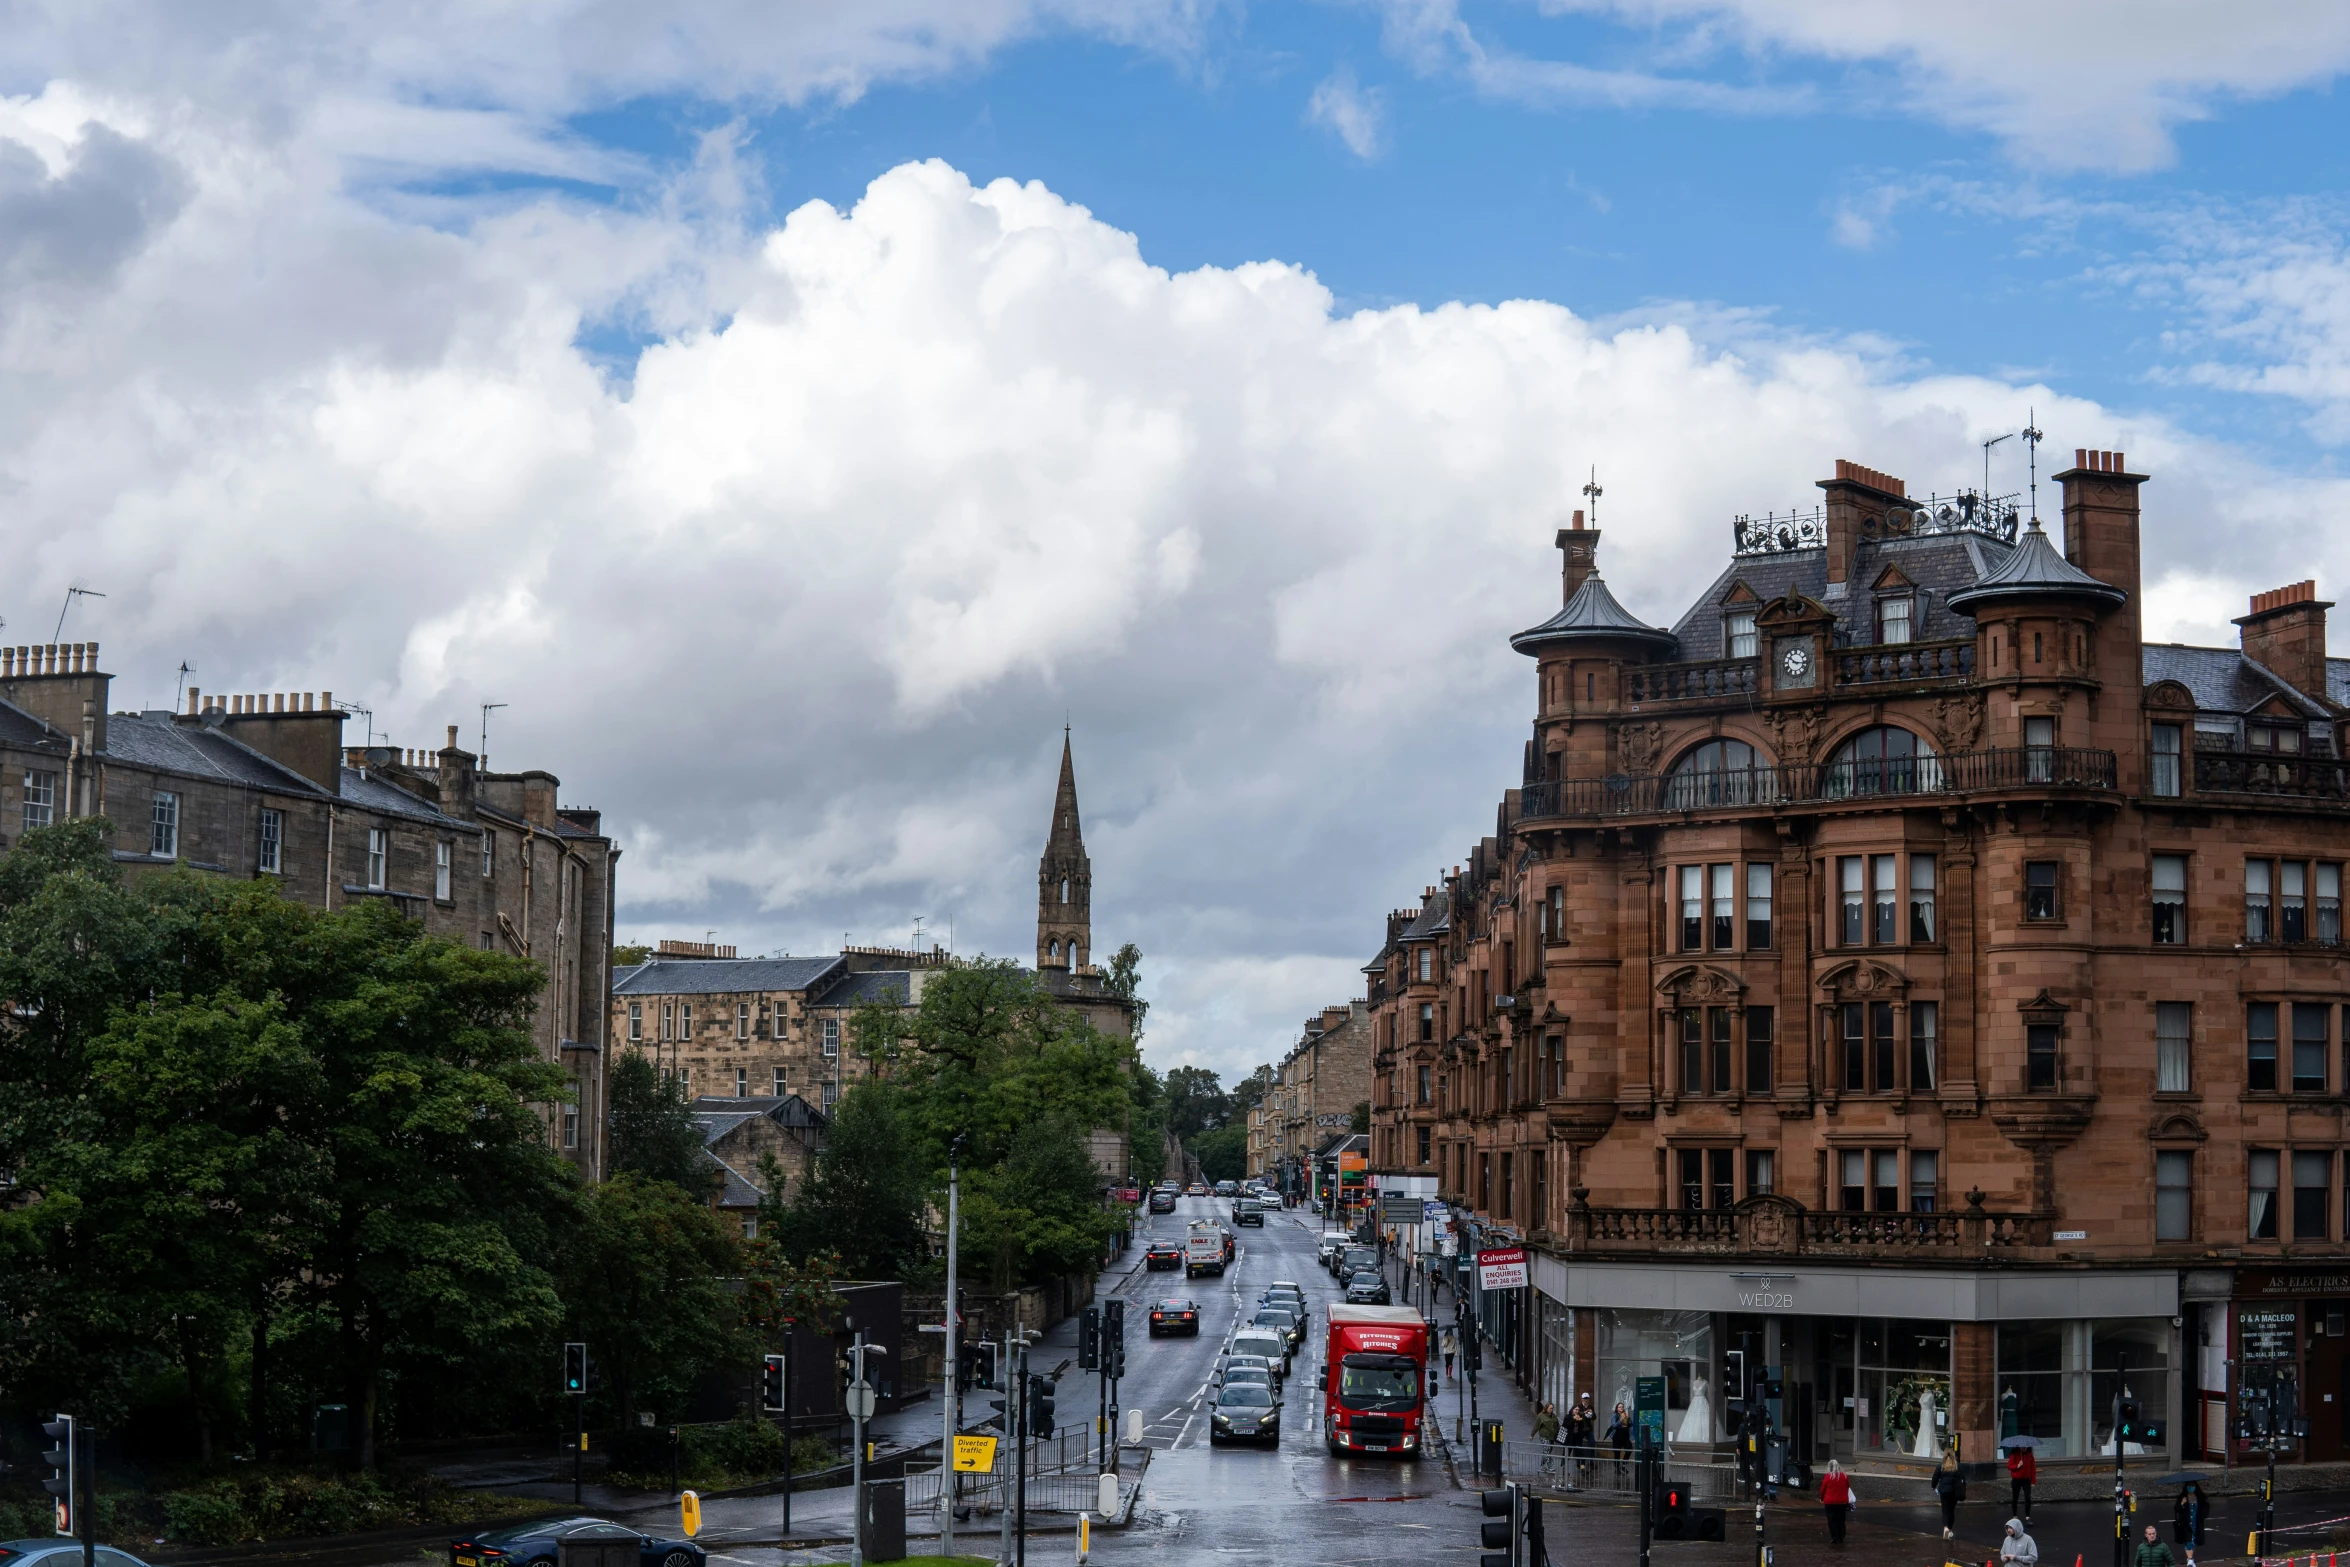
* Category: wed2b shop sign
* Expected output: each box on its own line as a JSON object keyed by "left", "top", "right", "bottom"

{"left": 1477, "top": 1246, "right": 1528, "bottom": 1290}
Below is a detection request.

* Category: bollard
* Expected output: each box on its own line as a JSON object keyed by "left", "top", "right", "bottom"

{"left": 1097, "top": 1471, "right": 1118, "bottom": 1517}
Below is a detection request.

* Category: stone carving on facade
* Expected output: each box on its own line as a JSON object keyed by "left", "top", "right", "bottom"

{"left": 1657, "top": 963, "right": 1746, "bottom": 1004}
{"left": 1763, "top": 704, "right": 1822, "bottom": 764}
{"left": 1817, "top": 958, "right": 1909, "bottom": 999}
{"left": 1927, "top": 689, "right": 1985, "bottom": 753}
{"left": 1617, "top": 721, "right": 1664, "bottom": 775}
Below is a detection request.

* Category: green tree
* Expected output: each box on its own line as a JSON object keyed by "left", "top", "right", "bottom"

{"left": 1162, "top": 1066, "right": 1229, "bottom": 1141}
{"left": 612, "top": 943, "right": 654, "bottom": 967}
{"left": 767, "top": 1079, "right": 928, "bottom": 1281}
{"left": 1228, "top": 1063, "right": 1276, "bottom": 1118}
{"left": 561, "top": 1173, "right": 742, "bottom": 1426}
{"left": 607, "top": 1050, "right": 711, "bottom": 1192}
{"left": 1103, "top": 942, "right": 1149, "bottom": 1036}
{"left": 1189, "top": 1125, "right": 1248, "bottom": 1183}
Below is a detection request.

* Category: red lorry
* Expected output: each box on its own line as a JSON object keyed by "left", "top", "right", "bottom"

{"left": 1319, "top": 1304, "right": 1432, "bottom": 1456}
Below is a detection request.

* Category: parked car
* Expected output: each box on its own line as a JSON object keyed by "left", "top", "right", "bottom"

{"left": 1316, "top": 1231, "right": 1351, "bottom": 1267}
{"left": 1343, "top": 1271, "right": 1391, "bottom": 1306}
{"left": 1148, "top": 1297, "right": 1202, "bottom": 1336}
{"left": 452, "top": 1519, "right": 706, "bottom": 1567}
{"left": 1209, "top": 1381, "right": 1281, "bottom": 1446}
{"left": 1144, "top": 1239, "right": 1184, "bottom": 1270}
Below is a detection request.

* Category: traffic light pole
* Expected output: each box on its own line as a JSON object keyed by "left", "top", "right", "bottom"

{"left": 81, "top": 1429, "right": 93, "bottom": 1567}
{"left": 1637, "top": 1432, "right": 1655, "bottom": 1567}
{"left": 850, "top": 1330, "right": 869, "bottom": 1567}
{"left": 1014, "top": 1345, "right": 1030, "bottom": 1567}
{"left": 2111, "top": 1353, "right": 2127, "bottom": 1567}
{"left": 942, "top": 1147, "right": 960, "bottom": 1561}
{"left": 573, "top": 1390, "right": 583, "bottom": 1505}
{"left": 782, "top": 1347, "right": 793, "bottom": 1538}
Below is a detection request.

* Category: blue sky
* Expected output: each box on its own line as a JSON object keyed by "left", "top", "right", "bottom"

{"left": 7, "top": 1, "right": 2350, "bottom": 1081}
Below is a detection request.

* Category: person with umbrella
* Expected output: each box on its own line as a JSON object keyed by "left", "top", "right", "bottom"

{"left": 2003, "top": 1435, "right": 2039, "bottom": 1521}
{"left": 2170, "top": 1476, "right": 2207, "bottom": 1566}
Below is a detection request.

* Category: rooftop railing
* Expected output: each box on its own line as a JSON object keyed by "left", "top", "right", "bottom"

{"left": 2192, "top": 750, "right": 2350, "bottom": 804}
{"left": 1519, "top": 745, "right": 2116, "bottom": 821}
{"left": 1563, "top": 1199, "right": 2053, "bottom": 1258}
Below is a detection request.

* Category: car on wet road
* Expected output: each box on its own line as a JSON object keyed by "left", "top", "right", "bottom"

{"left": 1344, "top": 1270, "right": 1392, "bottom": 1305}
{"left": 1251, "top": 1303, "right": 1304, "bottom": 1352}
{"left": 1145, "top": 1238, "right": 1184, "bottom": 1270}
{"left": 1209, "top": 1381, "right": 1280, "bottom": 1446}
{"left": 1219, "top": 1350, "right": 1283, "bottom": 1392}
{"left": 1148, "top": 1297, "right": 1202, "bottom": 1335}
{"left": 451, "top": 1519, "right": 704, "bottom": 1567}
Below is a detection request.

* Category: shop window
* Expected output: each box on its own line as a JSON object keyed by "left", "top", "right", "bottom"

{"left": 1839, "top": 857, "right": 1865, "bottom": 945}
{"left": 1910, "top": 854, "right": 1936, "bottom": 942}
{"left": 2151, "top": 723, "right": 2182, "bottom": 797}
{"left": 2155, "top": 1151, "right": 2193, "bottom": 1241}
{"left": 2249, "top": 1150, "right": 2279, "bottom": 1239}
{"left": 2296, "top": 1151, "right": 2333, "bottom": 1240}
{"left": 2024, "top": 861, "right": 2060, "bottom": 921}
{"left": 1710, "top": 864, "right": 1735, "bottom": 949}
{"left": 1745, "top": 1006, "right": 1774, "bottom": 1095}
{"left": 2026, "top": 1023, "right": 2060, "bottom": 1091}
{"left": 1594, "top": 1309, "right": 1712, "bottom": 1443}
{"left": 1996, "top": 1323, "right": 2066, "bottom": 1456}
{"left": 2247, "top": 1002, "right": 2279, "bottom": 1093}
{"left": 1872, "top": 854, "right": 1898, "bottom": 944}
{"left": 1679, "top": 866, "right": 1704, "bottom": 951}
{"left": 2155, "top": 1002, "right": 2191, "bottom": 1093}
{"left": 2151, "top": 854, "right": 2186, "bottom": 944}
{"left": 1855, "top": 1320, "right": 1952, "bottom": 1456}
{"left": 2090, "top": 1321, "right": 2171, "bottom": 1455}
{"left": 1745, "top": 1150, "right": 1775, "bottom": 1195}
{"left": 1909, "top": 1151, "right": 1939, "bottom": 1212}
{"left": 1910, "top": 1002, "right": 1939, "bottom": 1092}
{"left": 2247, "top": 861, "right": 2273, "bottom": 942}
{"left": 2294, "top": 1003, "right": 2330, "bottom": 1093}
{"left": 1746, "top": 863, "right": 1773, "bottom": 949}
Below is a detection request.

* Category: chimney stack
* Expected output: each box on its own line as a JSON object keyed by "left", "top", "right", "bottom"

{"left": 2055, "top": 449, "right": 2147, "bottom": 695}
{"left": 1555, "top": 509, "right": 1600, "bottom": 603}
{"left": 1818, "top": 459, "right": 1907, "bottom": 588}
{"left": 2237, "top": 579, "right": 2333, "bottom": 702}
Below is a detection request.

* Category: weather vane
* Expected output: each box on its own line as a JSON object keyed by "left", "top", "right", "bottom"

{"left": 2021, "top": 410, "right": 2044, "bottom": 526}
{"left": 1581, "top": 467, "right": 1603, "bottom": 527}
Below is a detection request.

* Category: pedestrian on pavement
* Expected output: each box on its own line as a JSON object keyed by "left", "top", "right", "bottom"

{"left": 1566, "top": 1394, "right": 1597, "bottom": 1480}
{"left": 1607, "top": 1402, "right": 1633, "bottom": 1485}
{"left": 1999, "top": 1517, "right": 2039, "bottom": 1567}
{"left": 1534, "top": 1401, "right": 1560, "bottom": 1444}
{"left": 2133, "top": 1524, "right": 2177, "bottom": 1567}
{"left": 1819, "top": 1459, "right": 1854, "bottom": 1546}
{"left": 1441, "top": 1325, "right": 1458, "bottom": 1379}
{"left": 2173, "top": 1481, "right": 2205, "bottom": 1567}
{"left": 1932, "top": 1446, "right": 1965, "bottom": 1539}
{"left": 2004, "top": 1444, "right": 2036, "bottom": 1521}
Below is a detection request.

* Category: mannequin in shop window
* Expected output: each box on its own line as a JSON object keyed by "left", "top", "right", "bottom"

{"left": 1676, "top": 1377, "right": 1712, "bottom": 1442}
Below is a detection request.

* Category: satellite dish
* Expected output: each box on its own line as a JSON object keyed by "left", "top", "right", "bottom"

{"left": 364, "top": 746, "right": 394, "bottom": 767}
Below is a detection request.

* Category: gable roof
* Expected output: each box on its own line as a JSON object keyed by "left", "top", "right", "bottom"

{"left": 2144, "top": 645, "right": 2333, "bottom": 720}
{"left": 614, "top": 955, "right": 847, "bottom": 996}
{"left": 810, "top": 969, "right": 914, "bottom": 1009}
{"left": 101, "top": 711, "right": 335, "bottom": 796}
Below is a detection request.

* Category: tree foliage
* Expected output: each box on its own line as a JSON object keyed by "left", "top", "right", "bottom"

{"left": 559, "top": 1174, "right": 742, "bottom": 1426}
{"left": 763, "top": 1079, "right": 926, "bottom": 1281}
{"left": 606, "top": 1049, "right": 710, "bottom": 1192}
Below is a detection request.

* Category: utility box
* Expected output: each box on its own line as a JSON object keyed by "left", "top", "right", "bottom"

{"left": 557, "top": 1523, "right": 641, "bottom": 1567}
{"left": 863, "top": 1478, "right": 906, "bottom": 1562}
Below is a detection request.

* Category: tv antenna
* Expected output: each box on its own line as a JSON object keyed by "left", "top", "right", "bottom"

{"left": 1581, "top": 467, "right": 1603, "bottom": 528}
{"left": 1980, "top": 432, "right": 2012, "bottom": 498}
{"left": 54, "top": 586, "right": 105, "bottom": 642}
{"left": 174, "top": 661, "right": 196, "bottom": 710}
{"left": 480, "top": 701, "right": 507, "bottom": 768}
{"left": 337, "top": 699, "right": 376, "bottom": 748}
{"left": 2021, "top": 410, "right": 2045, "bottom": 525}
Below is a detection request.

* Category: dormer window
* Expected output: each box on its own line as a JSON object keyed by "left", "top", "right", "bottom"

{"left": 2249, "top": 722, "right": 2305, "bottom": 755}
{"left": 1726, "top": 611, "right": 1758, "bottom": 659}
{"left": 1876, "top": 595, "right": 1912, "bottom": 645}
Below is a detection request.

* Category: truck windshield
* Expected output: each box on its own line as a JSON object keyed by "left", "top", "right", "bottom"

{"left": 1339, "top": 1357, "right": 1420, "bottom": 1411}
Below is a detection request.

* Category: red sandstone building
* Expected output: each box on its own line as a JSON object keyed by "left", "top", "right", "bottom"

{"left": 1367, "top": 449, "right": 2350, "bottom": 1473}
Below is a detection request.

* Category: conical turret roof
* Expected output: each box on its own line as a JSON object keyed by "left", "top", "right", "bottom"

{"left": 1510, "top": 572, "right": 1678, "bottom": 656}
{"left": 1947, "top": 520, "right": 2126, "bottom": 615}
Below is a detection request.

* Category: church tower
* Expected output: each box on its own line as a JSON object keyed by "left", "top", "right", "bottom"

{"left": 1037, "top": 730, "right": 1091, "bottom": 973}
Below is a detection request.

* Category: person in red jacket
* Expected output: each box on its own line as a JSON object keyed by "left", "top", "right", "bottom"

{"left": 2005, "top": 1444, "right": 2037, "bottom": 1521}
{"left": 1820, "top": 1459, "right": 1855, "bottom": 1545}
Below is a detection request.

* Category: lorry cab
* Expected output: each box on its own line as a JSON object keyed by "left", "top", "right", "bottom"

{"left": 1320, "top": 1304, "right": 1430, "bottom": 1457}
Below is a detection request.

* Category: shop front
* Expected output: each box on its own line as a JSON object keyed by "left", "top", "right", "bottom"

{"left": 2207, "top": 1269, "right": 2350, "bottom": 1465}
{"left": 1553, "top": 1260, "right": 2180, "bottom": 1469}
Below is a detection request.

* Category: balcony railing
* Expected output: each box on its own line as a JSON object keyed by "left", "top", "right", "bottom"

{"left": 1564, "top": 1197, "right": 2053, "bottom": 1258}
{"left": 1833, "top": 638, "right": 1974, "bottom": 687}
{"left": 1623, "top": 658, "right": 1759, "bottom": 705}
{"left": 2192, "top": 750, "right": 2350, "bottom": 803}
{"left": 1520, "top": 745, "right": 2116, "bottom": 821}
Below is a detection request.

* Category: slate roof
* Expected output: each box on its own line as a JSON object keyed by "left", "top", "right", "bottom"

{"left": 1668, "top": 533, "right": 2015, "bottom": 659}
{"left": 692, "top": 1094, "right": 828, "bottom": 1131}
{"left": 613, "top": 955, "right": 846, "bottom": 996}
{"left": 2145, "top": 645, "right": 2334, "bottom": 720}
{"left": 101, "top": 712, "right": 329, "bottom": 795}
{"left": 1512, "top": 573, "right": 1677, "bottom": 656}
{"left": 0, "top": 698, "right": 65, "bottom": 751}
{"left": 1946, "top": 521, "right": 2127, "bottom": 615}
{"left": 1397, "top": 887, "right": 1450, "bottom": 942}
{"left": 2330, "top": 657, "right": 2350, "bottom": 710}
{"left": 810, "top": 969, "right": 914, "bottom": 1009}
{"left": 336, "top": 765, "right": 473, "bottom": 825}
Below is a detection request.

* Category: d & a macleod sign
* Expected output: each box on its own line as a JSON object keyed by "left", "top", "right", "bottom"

{"left": 1477, "top": 1246, "right": 1528, "bottom": 1290}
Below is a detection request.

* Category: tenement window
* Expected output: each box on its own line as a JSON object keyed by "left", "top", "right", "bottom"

{"left": 2151, "top": 724, "right": 2182, "bottom": 797}
{"left": 2024, "top": 861, "right": 2059, "bottom": 921}
{"left": 2155, "top": 1002, "right": 2191, "bottom": 1093}
{"left": 2026, "top": 1022, "right": 2060, "bottom": 1090}
{"left": 1676, "top": 1148, "right": 1737, "bottom": 1210}
{"left": 1680, "top": 866, "right": 1704, "bottom": 952}
{"left": 2249, "top": 1150, "right": 2279, "bottom": 1240}
{"left": 2295, "top": 1151, "right": 2333, "bottom": 1240}
{"left": 737, "top": 1002, "right": 751, "bottom": 1040}
{"left": 1839, "top": 1001, "right": 1899, "bottom": 1093}
{"left": 1910, "top": 1002, "right": 1938, "bottom": 1091}
{"left": 366, "top": 827, "right": 386, "bottom": 889}
{"left": 1418, "top": 1002, "right": 1433, "bottom": 1041}
{"left": 482, "top": 830, "right": 495, "bottom": 877}
{"left": 1745, "top": 1150, "right": 1775, "bottom": 1195}
{"left": 628, "top": 1002, "right": 642, "bottom": 1042}
{"left": 1909, "top": 1151, "right": 1939, "bottom": 1211}
{"left": 1837, "top": 1149, "right": 1906, "bottom": 1213}
{"left": 1710, "top": 864, "right": 1735, "bottom": 949}
{"left": 152, "top": 791, "right": 180, "bottom": 858}
{"left": 822, "top": 1018, "right": 840, "bottom": 1057}
{"left": 1417, "top": 948, "right": 1433, "bottom": 982}
{"left": 1745, "top": 1007, "right": 1774, "bottom": 1095}
{"left": 434, "top": 840, "right": 452, "bottom": 900}
{"left": 1417, "top": 1125, "right": 1432, "bottom": 1166}
{"left": 1746, "top": 863, "right": 1773, "bottom": 949}
{"left": 2248, "top": 1002, "right": 2279, "bottom": 1093}
{"left": 257, "top": 808, "right": 282, "bottom": 874}
{"left": 561, "top": 1106, "right": 578, "bottom": 1150}
{"left": 1416, "top": 1064, "right": 1431, "bottom": 1104}
{"left": 1727, "top": 610, "right": 1758, "bottom": 659}
{"left": 2295, "top": 1003, "right": 2331, "bottom": 1093}
{"left": 2155, "top": 1151, "right": 2193, "bottom": 1241}
{"left": 2151, "top": 854, "right": 2186, "bottom": 944}
{"left": 1872, "top": 854, "right": 1898, "bottom": 943}
{"left": 2247, "top": 861, "right": 2274, "bottom": 942}
{"left": 734, "top": 1067, "right": 748, "bottom": 1098}
{"left": 1877, "top": 595, "right": 1912, "bottom": 645}
{"left": 1839, "top": 857, "right": 1865, "bottom": 945}
{"left": 2024, "top": 716, "right": 2056, "bottom": 782}
{"left": 22, "top": 770, "right": 55, "bottom": 832}
{"left": 1910, "top": 855, "right": 1937, "bottom": 942}
{"left": 1679, "top": 1007, "right": 1736, "bottom": 1095}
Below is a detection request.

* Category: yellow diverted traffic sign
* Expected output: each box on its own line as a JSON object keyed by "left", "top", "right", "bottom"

{"left": 952, "top": 1435, "right": 1000, "bottom": 1472}
{"left": 679, "top": 1490, "right": 701, "bottom": 1538}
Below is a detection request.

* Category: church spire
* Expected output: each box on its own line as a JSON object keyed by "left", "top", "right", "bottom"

{"left": 1038, "top": 728, "right": 1091, "bottom": 973}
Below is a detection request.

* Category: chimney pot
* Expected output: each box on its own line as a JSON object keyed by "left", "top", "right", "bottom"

{"left": 321, "top": 690, "right": 331, "bottom": 708}
{"left": 186, "top": 687, "right": 200, "bottom": 716}
{"left": 2076, "top": 448, "right": 2087, "bottom": 469}
{"left": 2113, "top": 450, "right": 2125, "bottom": 473}
{"left": 446, "top": 724, "right": 459, "bottom": 751}
{"left": 1571, "top": 509, "right": 1584, "bottom": 531}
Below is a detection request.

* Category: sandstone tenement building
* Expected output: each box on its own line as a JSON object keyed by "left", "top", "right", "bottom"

{"left": 1248, "top": 1002, "right": 1372, "bottom": 1192}
{"left": 1367, "top": 451, "right": 2350, "bottom": 1471}
{"left": 0, "top": 657, "right": 618, "bottom": 1173}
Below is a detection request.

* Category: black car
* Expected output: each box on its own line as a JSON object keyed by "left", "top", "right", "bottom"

{"left": 1148, "top": 1297, "right": 1202, "bottom": 1336}
{"left": 1148, "top": 1188, "right": 1177, "bottom": 1214}
{"left": 1209, "top": 1381, "right": 1281, "bottom": 1446}
{"left": 1234, "top": 1200, "right": 1264, "bottom": 1227}
{"left": 1145, "top": 1239, "right": 1184, "bottom": 1270}
{"left": 1337, "top": 1245, "right": 1377, "bottom": 1279}
{"left": 1343, "top": 1270, "right": 1391, "bottom": 1305}
{"left": 453, "top": 1519, "right": 704, "bottom": 1567}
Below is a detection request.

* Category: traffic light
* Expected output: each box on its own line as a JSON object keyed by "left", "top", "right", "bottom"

{"left": 1028, "top": 1375, "right": 1057, "bottom": 1435}
{"left": 761, "top": 1353, "right": 786, "bottom": 1413}
{"left": 1079, "top": 1306, "right": 1101, "bottom": 1371}
{"left": 1479, "top": 1485, "right": 1517, "bottom": 1567}
{"left": 562, "top": 1342, "right": 587, "bottom": 1395}
{"left": 964, "top": 1342, "right": 998, "bottom": 1391}
{"left": 1103, "top": 1299, "right": 1126, "bottom": 1380}
{"left": 40, "top": 1415, "right": 74, "bottom": 1538}
{"left": 1652, "top": 1479, "right": 1725, "bottom": 1542}
{"left": 2114, "top": 1393, "right": 2164, "bottom": 1446}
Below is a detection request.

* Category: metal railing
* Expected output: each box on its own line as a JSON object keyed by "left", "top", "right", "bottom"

{"left": 1498, "top": 1442, "right": 1743, "bottom": 1501}
{"left": 1519, "top": 745, "right": 2115, "bottom": 821}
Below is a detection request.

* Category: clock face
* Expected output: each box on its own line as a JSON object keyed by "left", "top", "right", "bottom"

{"left": 1782, "top": 644, "right": 1811, "bottom": 677}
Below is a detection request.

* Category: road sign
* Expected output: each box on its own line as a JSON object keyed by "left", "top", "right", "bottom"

{"left": 1424, "top": 1200, "right": 1449, "bottom": 1223}
{"left": 846, "top": 1381, "right": 877, "bottom": 1420}
{"left": 1380, "top": 1192, "right": 1423, "bottom": 1223}
{"left": 1477, "top": 1246, "right": 1528, "bottom": 1290}
{"left": 952, "top": 1434, "right": 1000, "bottom": 1472}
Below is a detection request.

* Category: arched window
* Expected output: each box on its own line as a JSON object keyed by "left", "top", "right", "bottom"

{"left": 1664, "top": 738, "right": 1772, "bottom": 809}
{"left": 1060, "top": 877, "right": 1070, "bottom": 904}
{"left": 1825, "top": 726, "right": 1938, "bottom": 798}
{"left": 1049, "top": 939, "right": 1060, "bottom": 960}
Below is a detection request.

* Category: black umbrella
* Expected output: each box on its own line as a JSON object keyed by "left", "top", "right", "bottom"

{"left": 2156, "top": 1472, "right": 2214, "bottom": 1486}
{"left": 1997, "top": 1434, "right": 2044, "bottom": 1449}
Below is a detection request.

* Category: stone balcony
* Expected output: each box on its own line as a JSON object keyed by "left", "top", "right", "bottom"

{"left": 1617, "top": 638, "right": 1975, "bottom": 712}
{"left": 1519, "top": 744, "right": 2117, "bottom": 822}
{"left": 2188, "top": 749, "right": 2350, "bottom": 807}
{"left": 1563, "top": 1191, "right": 2054, "bottom": 1260}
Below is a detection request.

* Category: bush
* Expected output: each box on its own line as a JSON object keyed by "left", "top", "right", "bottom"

{"left": 604, "top": 1419, "right": 838, "bottom": 1492}
{"left": 691, "top": 1417, "right": 782, "bottom": 1476}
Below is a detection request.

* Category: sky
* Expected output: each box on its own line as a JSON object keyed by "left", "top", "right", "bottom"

{"left": 6, "top": 1, "right": 2350, "bottom": 1087}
